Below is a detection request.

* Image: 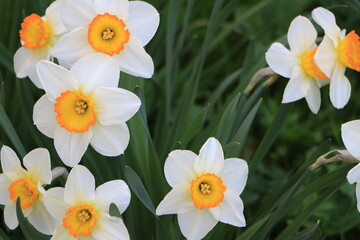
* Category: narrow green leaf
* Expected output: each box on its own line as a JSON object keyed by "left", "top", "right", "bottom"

{"left": 16, "top": 198, "right": 51, "bottom": 240}
{"left": 249, "top": 103, "right": 293, "bottom": 171}
{"left": 124, "top": 166, "right": 157, "bottom": 217}
{"left": 0, "top": 228, "right": 10, "bottom": 240}
{"left": 252, "top": 170, "right": 312, "bottom": 240}
{"left": 0, "top": 103, "right": 26, "bottom": 157}
{"left": 236, "top": 214, "right": 271, "bottom": 240}
{"left": 0, "top": 42, "right": 14, "bottom": 73}
{"left": 285, "top": 221, "right": 321, "bottom": 240}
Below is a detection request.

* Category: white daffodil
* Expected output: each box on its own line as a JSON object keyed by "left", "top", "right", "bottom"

{"left": 341, "top": 120, "right": 360, "bottom": 212}
{"left": 156, "top": 137, "right": 248, "bottom": 240}
{"left": 33, "top": 53, "right": 141, "bottom": 167}
{"left": 13, "top": 0, "right": 67, "bottom": 88}
{"left": 265, "top": 16, "right": 329, "bottom": 114}
{"left": 312, "top": 7, "right": 360, "bottom": 109}
{"left": 0, "top": 146, "right": 55, "bottom": 234}
{"left": 43, "top": 165, "right": 131, "bottom": 240}
{"left": 51, "top": 0, "right": 159, "bottom": 78}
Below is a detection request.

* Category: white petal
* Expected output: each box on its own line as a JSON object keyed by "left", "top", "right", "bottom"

{"left": 71, "top": 53, "right": 120, "bottom": 94}
{"left": 356, "top": 183, "right": 360, "bottom": 213}
{"left": 27, "top": 200, "right": 56, "bottom": 235}
{"left": 329, "top": 63, "right": 351, "bottom": 109}
{"left": 51, "top": 223, "right": 77, "bottom": 240}
{"left": 37, "top": 60, "right": 78, "bottom": 102}
{"left": 178, "top": 209, "right": 218, "bottom": 240}
{"left": 194, "top": 137, "right": 224, "bottom": 175}
{"left": 94, "top": 0, "right": 129, "bottom": 19}
{"left": 64, "top": 165, "right": 95, "bottom": 205}
{"left": 113, "top": 36, "right": 154, "bottom": 78}
{"left": 342, "top": 120, "right": 360, "bottom": 160}
{"left": 347, "top": 163, "right": 360, "bottom": 184}
{"left": 220, "top": 158, "right": 248, "bottom": 195}
{"left": 127, "top": 1, "right": 160, "bottom": 46}
{"left": 164, "top": 150, "right": 197, "bottom": 188}
{"left": 209, "top": 190, "right": 245, "bottom": 227}
{"left": 4, "top": 199, "right": 18, "bottom": 230}
{"left": 282, "top": 66, "right": 309, "bottom": 103}
{"left": 14, "top": 47, "right": 51, "bottom": 88}
{"left": 23, "top": 148, "right": 52, "bottom": 185}
{"left": 52, "top": 27, "right": 95, "bottom": 67}
{"left": 61, "top": 0, "right": 95, "bottom": 31}
{"left": 156, "top": 182, "right": 194, "bottom": 215}
{"left": 265, "top": 42, "right": 298, "bottom": 78}
{"left": 95, "top": 180, "right": 130, "bottom": 214}
{"left": 305, "top": 79, "right": 321, "bottom": 114}
{"left": 0, "top": 146, "right": 27, "bottom": 181}
{"left": 92, "top": 214, "right": 130, "bottom": 240}
{"left": 287, "top": 16, "right": 317, "bottom": 55}
{"left": 33, "top": 95, "right": 57, "bottom": 139}
{"left": 314, "top": 35, "right": 337, "bottom": 78}
{"left": 45, "top": 0, "right": 67, "bottom": 35}
{"left": 54, "top": 127, "right": 92, "bottom": 167}
{"left": 93, "top": 87, "right": 140, "bottom": 125}
{"left": 0, "top": 174, "right": 11, "bottom": 204}
{"left": 90, "top": 123, "right": 129, "bottom": 157}
{"left": 43, "top": 187, "right": 67, "bottom": 220}
{"left": 312, "top": 7, "right": 341, "bottom": 46}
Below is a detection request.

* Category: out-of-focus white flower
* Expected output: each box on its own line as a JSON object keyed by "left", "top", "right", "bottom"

{"left": 312, "top": 7, "right": 360, "bottom": 109}
{"left": 266, "top": 16, "right": 328, "bottom": 114}
{"left": 341, "top": 120, "right": 360, "bottom": 212}
{"left": 0, "top": 146, "right": 55, "bottom": 234}
{"left": 156, "top": 137, "right": 248, "bottom": 240}
{"left": 14, "top": 0, "right": 67, "bottom": 88}
{"left": 52, "top": 0, "right": 159, "bottom": 78}
{"left": 43, "top": 165, "right": 131, "bottom": 240}
{"left": 33, "top": 53, "right": 141, "bottom": 167}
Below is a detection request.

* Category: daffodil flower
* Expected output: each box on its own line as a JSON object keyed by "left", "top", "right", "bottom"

{"left": 43, "top": 165, "right": 131, "bottom": 240}
{"left": 312, "top": 7, "right": 360, "bottom": 109}
{"left": 33, "top": 53, "right": 141, "bottom": 167}
{"left": 14, "top": 0, "right": 67, "bottom": 88}
{"left": 0, "top": 146, "right": 55, "bottom": 234}
{"left": 51, "top": 0, "right": 159, "bottom": 78}
{"left": 341, "top": 120, "right": 360, "bottom": 212}
{"left": 156, "top": 137, "right": 248, "bottom": 240}
{"left": 265, "top": 16, "right": 328, "bottom": 114}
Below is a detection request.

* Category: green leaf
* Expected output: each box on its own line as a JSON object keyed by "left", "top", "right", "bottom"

{"left": 285, "top": 221, "right": 321, "bottom": 240}
{"left": 0, "top": 228, "right": 10, "bottom": 240}
{"left": 109, "top": 203, "right": 122, "bottom": 219}
{"left": 236, "top": 214, "right": 271, "bottom": 240}
{"left": 0, "top": 42, "right": 13, "bottom": 73}
{"left": 0, "top": 103, "right": 26, "bottom": 157}
{"left": 124, "top": 166, "right": 157, "bottom": 217}
{"left": 16, "top": 198, "right": 51, "bottom": 240}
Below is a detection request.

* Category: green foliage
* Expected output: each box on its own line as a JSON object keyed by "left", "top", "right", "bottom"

{"left": 1, "top": 0, "right": 360, "bottom": 239}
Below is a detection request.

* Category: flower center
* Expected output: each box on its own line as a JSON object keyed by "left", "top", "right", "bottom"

{"left": 19, "top": 14, "right": 51, "bottom": 49}
{"left": 190, "top": 173, "right": 226, "bottom": 210}
{"left": 63, "top": 205, "right": 97, "bottom": 237}
{"left": 338, "top": 30, "right": 360, "bottom": 71}
{"left": 54, "top": 91, "right": 96, "bottom": 133}
{"left": 88, "top": 13, "right": 130, "bottom": 56}
{"left": 301, "top": 47, "right": 327, "bottom": 79}
{"left": 8, "top": 178, "right": 38, "bottom": 209}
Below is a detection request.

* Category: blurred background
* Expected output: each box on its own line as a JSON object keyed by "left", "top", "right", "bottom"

{"left": 1, "top": 0, "right": 360, "bottom": 239}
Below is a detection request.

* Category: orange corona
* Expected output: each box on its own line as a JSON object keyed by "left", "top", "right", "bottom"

{"left": 301, "top": 47, "right": 327, "bottom": 79}
{"left": 20, "top": 14, "right": 51, "bottom": 49}
{"left": 190, "top": 173, "right": 226, "bottom": 210}
{"left": 338, "top": 31, "right": 360, "bottom": 72}
{"left": 8, "top": 178, "right": 38, "bottom": 209}
{"left": 63, "top": 205, "right": 97, "bottom": 237}
{"left": 54, "top": 91, "right": 96, "bottom": 133}
{"left": 88, "top": 13, "right": 130, "bottom": 56}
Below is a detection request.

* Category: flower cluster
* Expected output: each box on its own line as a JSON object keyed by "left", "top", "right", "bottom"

{"left": 266, "top": 7, "right": 360, "bottom": 113}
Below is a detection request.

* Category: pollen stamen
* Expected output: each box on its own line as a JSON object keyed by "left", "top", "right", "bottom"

{"left": 75, "top": 100, "right": 88, "bottom": 114}
{"left": 200, "top": 183, "right": 211, "bottom": 194}
{"left": 78, "top": 210, "right": 91, "bottom": 223}
{"left": 102, "top": 29, "right": 115, "bottom": 40}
